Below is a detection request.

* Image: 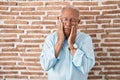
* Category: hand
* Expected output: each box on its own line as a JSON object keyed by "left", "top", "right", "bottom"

{"left": 57, "top": 22, "right": 65, "bottom": 44}
{"left": 68, "top": 25, "right": 77, "bottom": 49}
{"left": 54, "top": 22, "right": 65, "bottom": 58}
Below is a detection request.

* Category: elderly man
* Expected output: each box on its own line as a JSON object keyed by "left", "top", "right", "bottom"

{"left": 40, "top": 6, "right": 95, "bottom": 80}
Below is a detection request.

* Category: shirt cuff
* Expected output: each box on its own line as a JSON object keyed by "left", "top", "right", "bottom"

{"left": 50, "top": 46, "right": 60, "bottom": 60}
{"left": 72, "top": 48, "right": 84, "bottom": 67}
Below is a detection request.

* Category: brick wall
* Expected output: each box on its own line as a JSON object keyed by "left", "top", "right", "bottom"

{"left": 0, "top": 0, "right": 120, "bottom": 80}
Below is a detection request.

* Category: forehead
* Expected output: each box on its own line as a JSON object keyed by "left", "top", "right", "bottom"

{"left": 61, "top": 8, "right": 79, "bottom": 18}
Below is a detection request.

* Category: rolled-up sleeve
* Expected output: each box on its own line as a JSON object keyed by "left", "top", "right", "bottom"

{"left": 40, "top": 35, "right": 58, "bottom": 71}
{"left": 72, "top": 35, "right": 95, "bottom": 74}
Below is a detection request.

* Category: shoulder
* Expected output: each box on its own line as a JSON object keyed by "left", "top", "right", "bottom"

{"left": 45, "top": 32, "right": 57, "bottom": 41}
{"left": 76, "top": 31, "right": 92, "bottom": 42}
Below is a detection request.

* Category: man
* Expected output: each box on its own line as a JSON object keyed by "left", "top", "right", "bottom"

{"left": 40, "top": 6, "right": 95, "bottom": 80}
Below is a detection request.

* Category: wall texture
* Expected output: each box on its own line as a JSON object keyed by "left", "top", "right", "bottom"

{"left": 0, "top": 0, "right": 120, "bottom": 80}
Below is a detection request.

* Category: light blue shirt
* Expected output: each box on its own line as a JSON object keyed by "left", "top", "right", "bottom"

{"left": 40, "top": 31, "right": 95, "bottom": 80}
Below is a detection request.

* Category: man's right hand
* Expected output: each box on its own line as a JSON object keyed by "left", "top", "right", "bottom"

{"left": 57, "top": 22, "right": 65, "bottom": 44}
{"left": 54, "top": 22, "right": 65, "bottom": 58}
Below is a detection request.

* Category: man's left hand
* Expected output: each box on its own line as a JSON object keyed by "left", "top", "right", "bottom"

{"left": 68, "top": 25, "right": 77, "bottom": 49}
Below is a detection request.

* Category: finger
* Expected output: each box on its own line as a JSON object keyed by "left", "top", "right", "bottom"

{"left": 60, "top": 22, "right": 64, "bottom": 31}
{"left": 71, "top": 25, "right": 75, "bottom": 34}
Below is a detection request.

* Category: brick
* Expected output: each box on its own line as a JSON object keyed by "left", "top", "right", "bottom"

{"left": 18, "top": 2, "right": 43, "bottom": 6}
{"left": 105, "top": 75, "right": 120, "bottom": 80}
{"left": 24, "top": 39, "right": 44, "bottom": 43}
{"left": 20, "top": 53, "right": 40, "bottom": 57}
{"left": 0, "top": 57, "right": 22, "bottom": 61}
{"left": 81, "top": 29, "right": 104, "bottom": 33}
{"left": 11, "top": 7, "right": 35, "bottom": 11}
{"left": 0, "top": 71, "right": 18, "bottom": 74}
{"left": 0, "top": 25, "right": 16, "bottom": 28}
{"left": 101, "top": 43, "right": 120, "bottom": 47}
{"left": 104, "top": 67, "right": 120, "bottom": 70}
{"left": 88, "top": 76, "right": 102, "bottom": 79}
{"left": 45, "top": 2, "right": 69, "bottom": 6}
{"left": 27, "top": 48, "right": 42, "bottom": 52}
{"left": 80, "top": 11, "right": 99, "bottom": 15}
{"left": 27, "top": 30, "right": 51, "bottom": 34}
{"left": 102, "top": 10, "right": 120, "bottom": 15}
{"left": 47, "top": 12, "right": 60, "bottom": 15}
{"left": 105, "top": 39, "right": 120, "bottom": 43}
{"left": 16, "top": 16, "right": 40, "bottom": 20}
{"left": 86, "top": 20, "right": 111, "bottom": 24}
{"left": 92, "top": 67, "right": 101, "bottom": 71}
{"left": 77, "top": 7, "right": 89, "bottom": 10}
{"left": 21, "top": 72, "right": 43, "bottom": 75}
{"left": 19, "top": 26, "right": 42, "bottom": 29}
{"left": 97, "top": 15, "right": 120, "bottom": 19}
{"left": 2, "top": 48, "right": 24, "bottom": 52}
{"left": 37, "top": 6, "right": 62, "bottom": 11}
{"left": 100, "top": 71, "right": 120, "bottom": 75}
{"left": 106, "top": 29, "right": 120, "bottom": 33}
{"left": 102, "top": 24, "right": 120, "bottom": 28}
{"left": 110, "top": 53, "right": 120, "bottom": 56}
{"left": 91, "top": 6, "right": 117, "bottom": 10}
{"left": 45, "top": 26, "right": 57, "bottom": 29}
{"left": 1, "top": 30, "right": 24, "bottom": 33}
{"left": 80, "top": 16, "right": 94, "bottom": 20}
{"left": 21, "top": 12, "right": 45, "bottom": 15}
{"left": 0, "top": 11, "right": 19, "bottom": 15}
{"left": 113, "top": 19, "right": 120, "bottom": 23}
{"left": 102, "top": 1, "right": 120, "bottom": 5}
{"left": 107, "top": 48, "right": 120, "bottom": 52}
{"left": 0, "top": 62, "right": 16, "bottom": 65}
{"left": 0, "top": 7, "right": 8, "bottom": 10}
{"left": 101, "top": 34, "right": 120, "bottom": 38}
{"left": 28, "top": 67, "right": 42, "bottom": 71}
{"left": 93, "top": 44, "right": 99, "bottom": 47}
{"left": 78, "top": 25, "right": 98, "bottom": 29}
{"left": 100, "top": 62, "right": 120, "bottom": 66}
{"left": 5, "top": 76, "right": 27, "bottom": 79}
{"left": 0, "top": 16, "right": 14, "bottom": 19}
{"left": 96, "top": 57, "right": 120, "bottom": 61}
{"left": 4, "top": 20, "right": 28, "bottom": 24}
{"left": 30, "top": 76, "right": 47, "bottom": 80}
{"left": 73, "top": 2, "right": 98, "bottom": 6}
{"left": 32, "top": 21, "right": 56, "bottom": 25}
{"left": 0, "top": 53, "right": 18, "bottom": 56}
{"left": 43, "top": 16, "right": 57, "bottom": 20}
{"left": 0, "top": 39, "right": 21, "bottom": 42}
{"left": 0, "top": 43, "right": 14, "bottom": 47}
{"left": 18, "top": 62, "right": 40, "bottom": 67}
{"left": 16, "top": 44, "right": 39, "bottom": 48}
{"left": 20, "top": 35, "right": 44, "bottom": 39}
{"left": 24, "top": 58, "right": 39, "bottom": 62}
{"left": 94, "top": 48, "right": 103, "bottom": 52}
{"left": 4, "top": 67, "right": 26, "bottom": 70}
{"left": 89, "top": 34, "right": 96, "bottom": 38}
{"left": 0, "top": 2, "right": 17, "bottom": 6}
{"left": 97, "top": 53, "right": 107, "bottom": 56}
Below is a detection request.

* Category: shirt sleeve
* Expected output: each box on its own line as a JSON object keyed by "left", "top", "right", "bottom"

{"left": 72, "top": 35, "right": 95, "bottom": 74}
{"left": 40, "top": 35, "right": 58, "bottom": 71}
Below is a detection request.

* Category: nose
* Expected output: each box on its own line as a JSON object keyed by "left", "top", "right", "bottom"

{"left": 65, "top": 20, "right": 71, "bottom": 26}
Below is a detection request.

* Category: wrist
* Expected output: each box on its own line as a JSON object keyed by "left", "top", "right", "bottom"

{"left": 69, "top": 43, "right": 77, "bottom": 50}
{"left": 69, "top": 45, "right": 74, "bottom": 50}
